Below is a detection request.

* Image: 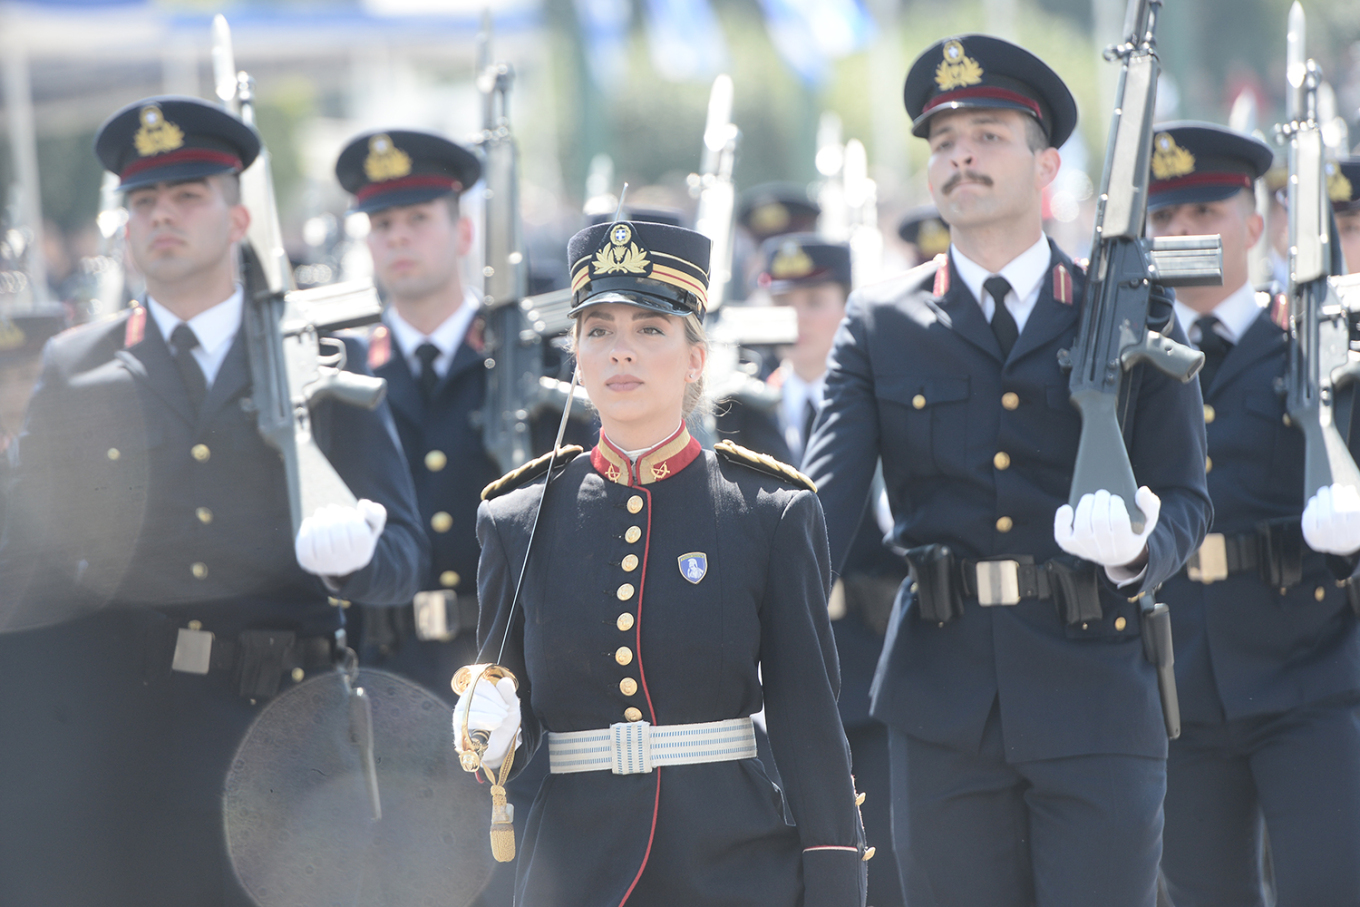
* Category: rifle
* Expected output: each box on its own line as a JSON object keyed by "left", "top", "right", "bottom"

{"left": 682, "top": 74, "right": 794, "bottom": 445}
{"left": 211, "top": 15, "right": 387, "bottom": 540}
{"left": 1060, "top": 0, "right": 1222, "bottom": 532}
{"left": 814, "top": 114, "right": 882, "bottom": 290}
{"left": 213, "top": 14, "right": 388, "bottom": 821}
{"left": 689, "top": 74, "right": 739, "bottom": 314}
{"left": 475, "top": 16, "right": 584, "bottom": 473}
{"left": 1279, "top": 1, "right": 1360, "bottom": 499}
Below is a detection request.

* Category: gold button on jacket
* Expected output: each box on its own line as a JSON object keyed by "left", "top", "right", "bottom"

{"left": 619, "top": 677, "right": 638, "bottom": 696}
{"left": 431, "top": 511, "right": 453, "bottom": 533}
{"left": 624, "top": 707, "right": 643, "bottom": 722}
{"left": 424, "top": 449, "right": 448, "bottom": 472}
{"left": 625, "top": 526, "right": 642, "bottom": 543}
{"left": 627, "top": 495, "right": 645, "bottom": 514}
{"left": 616, "top": 612, "right": 635, "bottom": 632}
{"left": 617, "top": 583, "right": 635, "bottom": 601}
{"left": 621, "top": 554, "right": 639, "bottom": 572}
{"left": 615, "top": 647, "right": 633, "bottom": 666}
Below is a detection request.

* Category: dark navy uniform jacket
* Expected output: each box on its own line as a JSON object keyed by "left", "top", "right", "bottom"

{"left": 804, "top": 243, "right": 1212, "bottom": 762}
{"left": 716, "top": 373, "right": 901, "bottom": 730}
{"left": 1, "top": 305, "right": 425, "bottom": 631}
{"left": 369, "top": 316, "right": 498, "bottom": 610}
{"left": 1161, "top": 305, "right": 1360, "bottom": 723}
{"left": 476, "top": 428, "right": 867, "bottom": 907}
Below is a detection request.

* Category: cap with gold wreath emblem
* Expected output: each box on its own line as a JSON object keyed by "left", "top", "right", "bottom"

{"left": 94, "top": 96, "right": 260, "bottom": 192}
{"left": 335, "top": 129, "right": 481, "bottom": 214}
{"left": 896, "top": 205, "right": 951, "bottom": 258}
{"left": 1329, "top": 158, "right": 1360, "bottom": 213}
{"left": 568, "top": 220, "right": 711, "bottom": 320}
{"left": 903, "top": 35, "right": 1077, "bottom": 147}
{"left": 1145, "top": 122, "right": 1273, "bottom": 210}
{"left": 757, "top": 233, "right": 851, "bottom": 293}
{"left": 736, "top": 182, "right": 821, "bottom": 243}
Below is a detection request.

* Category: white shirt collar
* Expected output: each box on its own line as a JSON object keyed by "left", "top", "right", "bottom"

{"left": 385, "top": 287, "right": 481, "bottom": 378}
{"left": 146, "top": 286, "right": 243, "bottom": 385}
{"left": 950, "top": 235, "right": 1052, "bottom": 335}
{"left": 1173, "top": 282, "right": 1261, "bottom": 345}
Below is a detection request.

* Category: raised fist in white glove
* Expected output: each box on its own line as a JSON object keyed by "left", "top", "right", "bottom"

{"left": 453, "top": 675, "right": 521, "bottom": 771}
{"left": 1302, "top": 484, "right": 1360, "bottom": 555}
{"left": 294, "top": 499, "right": 386, "bottom": 577}
{"left": 1054, "top": 486, "right": 1161, "bottom": 568}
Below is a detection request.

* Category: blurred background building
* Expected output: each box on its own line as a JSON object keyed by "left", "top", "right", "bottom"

{"left": 2, "top": 0, "right": 1359, "bottom": 325}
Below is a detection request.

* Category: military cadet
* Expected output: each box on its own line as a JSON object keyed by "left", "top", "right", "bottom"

{"left": 733, "top": 181, "right": 821, "bottom": 301}
{"left": 896, "top": 204, "right": 951, "bottom": 269}
{"left": 1332, "top": 157, "right": 1360, "bottom": 274}
{"left": 0, "top": 96, "right": 426, "bottom": 906}
{"left": 757, "top": 233, "right": 906, "bottom": 907}
{"left": 803, "top": 36, "right": 1211, "bottom": 907}
{"left": 334, "top": 129, "right": 493, "bottom": 699}
{"left": 454, "top": 219, "right": 870, "bottom": 907}
{"left": 1146, "top": 123, "right": 1360, "bottom": 907}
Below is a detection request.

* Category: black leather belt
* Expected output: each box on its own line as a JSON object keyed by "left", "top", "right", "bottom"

{"left": 1185, "top": 531, "right": 1258, "bottom": 583}
{"left": 170, "top": 626, "right": 343, "bottom": 699}
{"left": 957, "top": 557, "right": 1054, "bottom": 605}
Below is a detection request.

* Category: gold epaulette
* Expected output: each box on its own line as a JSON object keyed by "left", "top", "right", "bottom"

{"left": 713, "top": 439, "right": 817, "bottom": 493}
{"left": 480, "top": 445, "right": 584, "bottom": 501}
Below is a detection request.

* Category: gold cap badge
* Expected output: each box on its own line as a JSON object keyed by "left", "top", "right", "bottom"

{"left": 917, "top": 219, "right": 950, "bottom": 257}
{"left": 935, "top": 40, "right": 983, "bottom": 92}
{"left": 750, "top": 203, "right": 790, "bottom": 236}
{"left": 770, "top": 240, "right": 814, "bottom": 279}
{"left": 1152, "top": 133, "right": 1196, "bottom": 180}
{"left": 364, "top": 134, "right": 412, "bottom": 182}
{"left": 591, "top": 223, "right": 651, "bottom": 276}
{"left": 1326, "top": 162, "right": 1353, "bottom": 203}
{"left": 134, "top": 105, "right": 185, "bottom": 157}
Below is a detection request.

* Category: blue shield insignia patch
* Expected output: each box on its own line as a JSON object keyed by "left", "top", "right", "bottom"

{"left": 678, "top": 552, "right": 707, "bottom": 584}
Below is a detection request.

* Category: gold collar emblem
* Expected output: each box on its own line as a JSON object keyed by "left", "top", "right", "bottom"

{"left": 592, "top": 223, "right": 651, "bottom": 276}
{"left": 1151, "top": 133, "right": 1196, "bottom": 180}
{"left": 134, "top": 105, "right": 185, "bottom": 157}
{"left": 770, "top": 240, "right": 814, "bottom": 279}
{"left": 364, "top": 134, "right": 412, "bottom": 182}
{"left": 935, "top": 40, "right": 983, "bottom": 92}
{"left": 1327, "top": 162, "right": 1353, "bottom": 203}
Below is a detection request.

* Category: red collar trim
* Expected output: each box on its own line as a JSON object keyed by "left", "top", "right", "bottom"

{"left": 591, "top": 424, "right": 701, "bottom": 486}
{"left": 356, "top": 174, "right": 461, "bottom": 203}
{"left": 932, "top": 254, "right": 951, "bottom": 296}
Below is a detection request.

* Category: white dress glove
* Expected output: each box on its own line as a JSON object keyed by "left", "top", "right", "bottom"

{"left": 453, "top": 675, "right": 522, "bottom": 771}
{"left": 1302, "top": 484, "right": 1360, "bottom": 555}
{"left": 294, "top": 499, "right": 386, "bottom": 577}
{"left": 1054, "top": 486, "right": 1161, "bottom": 568}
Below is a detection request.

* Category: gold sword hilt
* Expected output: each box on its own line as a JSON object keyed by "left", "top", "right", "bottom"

{"left": 452, "top": 663, "right": 519, "bottom": 774}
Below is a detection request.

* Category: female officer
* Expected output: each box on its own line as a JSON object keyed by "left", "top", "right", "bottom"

{"left": 455, "top": 219, "right": 868, "bottom": 907}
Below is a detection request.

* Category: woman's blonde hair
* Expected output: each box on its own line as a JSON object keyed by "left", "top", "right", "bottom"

{"left": 570, "top": 306, "right": 709, "bottom": 418}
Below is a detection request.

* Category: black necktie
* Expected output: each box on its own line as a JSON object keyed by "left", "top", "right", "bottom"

{"left": 1194, "top": 315, "right": 1232, "bottom": 391}
{"left": 985, "top": 275, "right": 1018, "bottom": 358}
{"left": 170, "top": 323, "right": 207, "bottom": 412}
{"left": 415, "top": 342, "right": 440, "bottom": 403}
{"left": 800, "top": 396, "right": 818, "bottom": 455}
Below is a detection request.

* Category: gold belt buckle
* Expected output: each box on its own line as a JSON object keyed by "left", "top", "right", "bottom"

{"left": 975, "top": 560, "right": 1021, "bottom": 606}
{"left": 1187, "top": 533, "right": 1229, "bottom": 584}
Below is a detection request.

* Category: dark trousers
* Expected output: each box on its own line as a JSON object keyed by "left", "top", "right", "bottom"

{"left": 1161, "top": 691, "right": 1360, "bottom": 907}
{"left": 847, "top": 721, "right": 905, "bottom": 907}
{"left": 888, "top": 702, "right": 1165, "bottom": 907}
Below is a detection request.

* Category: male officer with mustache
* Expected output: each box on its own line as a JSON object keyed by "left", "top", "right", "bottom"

{"left": 804, "top": 36, "right": 1210, "bottom": 907}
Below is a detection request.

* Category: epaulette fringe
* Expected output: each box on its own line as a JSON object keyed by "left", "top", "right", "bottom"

{"left": 481, "top": 445, "right": 584, "bottom": 501}
{"left": 713, "top": 439, "right": 817, "bottom": 492}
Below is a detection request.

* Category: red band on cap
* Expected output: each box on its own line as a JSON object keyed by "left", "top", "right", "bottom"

{"left": 355, "top": 174, "right": 461, "bottom": 203}
{"left": 120, "top": 149, "right": 241, "bottom": 180}
{"left": 923, "top": 87, "right": 1042, "bottom": 122}
{"left": 1149, "top": 172, "right": 1252, "bottom": 196}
